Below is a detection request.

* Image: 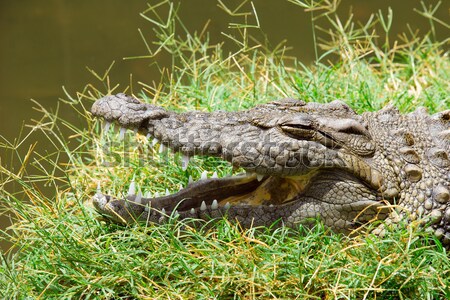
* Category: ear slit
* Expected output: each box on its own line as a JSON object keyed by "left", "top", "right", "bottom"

{"left": 319, "top": 118, "right": 370, "bottom": 137}
{"left": 338, "top": 125, "right": 367, "bottom": 135}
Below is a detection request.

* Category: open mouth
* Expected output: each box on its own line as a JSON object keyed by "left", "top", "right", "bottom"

{"left": 92, "top": 157, "right": 318, "bottom": 225}
{"left": 91, "top": 94, "right": 390, "bottom": 230}
{"left": 91, "top": 127, "right": 383, "bottom": 231}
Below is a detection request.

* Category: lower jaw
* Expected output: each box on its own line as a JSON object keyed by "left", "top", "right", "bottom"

{"left": 133, "top": 173, "right": 315, "bottom": 210}
{"left": 92, "top": 172, "right": 315, "bottom": 222}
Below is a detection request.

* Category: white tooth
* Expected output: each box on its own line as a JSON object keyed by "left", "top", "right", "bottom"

{"left": 190, "top": 208, "right": 196, "bottom": 215}
{"left": 174, "top": 210, "right": 179, "bottom": 217}
{"left": 161, "top": 208, "right": 166, "bottom": 215}
{"left": 181, "top": 155, "right": 190, "bottom": 171}
{"left": 154, "top": 192, "right": 160, "bottom": 198}
{"left": 211, "top": 199, "right": 218, "bottom": 210}
{"left": 96, "top": 181, "right": 101, "bottom": 194}
{"left": 256, "top": 174, "right": 264, "bottom": 182}
{"left": 159, "top": 144, "right": 167, "bottom": 153}
{"left": 200, "top": 201, "right": 207, "bottom": 211}
{"left": 212, "top": 171, "right": 218, "bottom": 178}
{"left": 146, "top": 133, "right": 151, "bottom": 139}
{"left": 93, "top": 193, "right": 108, "bottom": 208}
{"left": 144, "top": 191, "right": 152, "bottom": 198}
{"left": 269, "top": 204, "right": 274, "bottom": 207}
{"left": 224, "top": 202, "right": 230, "bottom": 209}
{"left": 152, "top": 138, "right": 159, "bottom": 147}
{"left": 165, "top": 188, "right": 170, "bottom": 196}
{"left": 188, "top": 175, "right": 193, "bottom": 184}
{"left": 133, "top": 128, "right": 138, "bottom": 134}
{"left": 127, "top": 180, "right": 136, "bottom": 196}
{"left": 179, "top": 184, "right": 183, "bottom": 191}
{"left": 201, "top": 171, "right": 208, "bottom": 180}
{"left": 103, "top": 121, "right": 111, "bottom": 133}
{"left": 135, "top": 190, "right": 143, "bottom": 204}
{"left": 119, "top": 127, "right": 127, "bottom": 140}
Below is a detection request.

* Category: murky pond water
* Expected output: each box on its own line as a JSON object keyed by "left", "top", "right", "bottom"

{"left": 0, "top": 0, "right": 447, "bottom": 250}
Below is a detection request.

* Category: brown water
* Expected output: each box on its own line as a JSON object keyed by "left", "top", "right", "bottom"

{"left": 0, "top": 0, "right": 448, "bottom": 251}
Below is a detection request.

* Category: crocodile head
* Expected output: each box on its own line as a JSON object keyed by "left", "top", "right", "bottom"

{"left": 91, "top": 94, "right": 450, "bottom": 240}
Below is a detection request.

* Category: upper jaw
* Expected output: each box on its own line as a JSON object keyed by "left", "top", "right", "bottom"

{"left": 91, "top": 94, "right": 385, "bottom": 188}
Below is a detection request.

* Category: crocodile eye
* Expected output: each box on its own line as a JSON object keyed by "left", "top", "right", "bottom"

{"left": 276, "top": 114, "right": 316, "bottom": 139}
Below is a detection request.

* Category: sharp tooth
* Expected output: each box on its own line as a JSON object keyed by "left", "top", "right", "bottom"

{"left": 127, "top": 180, "right": 136, "bottom": 196}
{"left": 165, "top": 188, "right": 170, "bottom": 196}
{"left": 161, "top": 208, "right": 166, "bottom": 215}
{"left": 93, "top": 192, "right": 108, "bottom": 208}
{"left": 256, "top": 174, "right": 264, "bottom": 182}
{"left": 96, "top": 181, "right": 101, "bottom": 194}
{"left": 135, "top": 190, "right": 143, "bottom": 204}
{"left": 119, "top": 127, "right": 127, "bottom": 140}
{"left": 174, "top": 210, "right": 179, "bottom": 217}
{"left": 200, "top": 201, "right": 207, "bottom": 211}
{"left": 190, "top": 208, "right": 196, "bottom": 215}
{"left": 133, "top": 128, "right": 138, "bottom": 134}
{"left": 144, "top": 191, "right": 152, "bottom": 198}
{"left": 154, "top": 192, "right": 160, "bottom": 198}
{"left": 179, "top": 184, "right": 183, "bottom": 191}
{"left": 211, "top": 199, "right": 218, "bottom": 210}
{"left": 188, "top": 175, "right": 193, "bottom": 184}
{"left": 159, "top": 144, "right": 167, "bottom": 153}
{"left": 103, "top": 121, "right": 111, "bottom": 133}
{"left": 146, "top": 133, "right": 151, "bottom": 139}
{"left": 152, "top": 138, "right": 159, "bottom": 147}
{"left": 201, "top": 171, "right": 208, "bottom": 180}
{"left": 212, "top": 171, "right": 218, "bottom": 178}
{"left": 181, "top": 155, "right": 190, "bottom": 171}
{"left": 224, "top": 202, "right": 230, "bottom": 209}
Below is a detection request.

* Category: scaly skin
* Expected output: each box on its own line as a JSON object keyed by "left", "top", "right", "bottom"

{"left": 91, "top": 93, "right": 450, "bottom": 244}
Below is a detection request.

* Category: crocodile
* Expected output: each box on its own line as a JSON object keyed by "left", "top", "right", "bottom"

{"left": 91, "top": 93, "right": 450, "bottom": 245}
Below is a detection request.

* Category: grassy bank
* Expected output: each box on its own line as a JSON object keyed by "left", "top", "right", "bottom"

{"left": 1, "top": 1, "right": 449, "bottom": 298}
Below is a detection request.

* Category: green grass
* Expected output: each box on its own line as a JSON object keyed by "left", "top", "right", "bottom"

{"left": 1, "top": 0, "right": 449, "bottom": 298}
